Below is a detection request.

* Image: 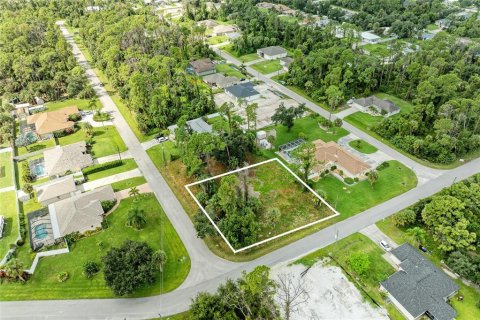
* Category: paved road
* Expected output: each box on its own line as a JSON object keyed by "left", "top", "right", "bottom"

{"left": 213, "top": 48, "right": 444, "bottom": 184}
{"left": 2, "top": 24, "right": 479, "bottom": 320}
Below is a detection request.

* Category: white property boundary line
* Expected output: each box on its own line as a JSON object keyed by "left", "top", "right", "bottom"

{"left": 185, "top": 158, "right": 340, "bottom": 253}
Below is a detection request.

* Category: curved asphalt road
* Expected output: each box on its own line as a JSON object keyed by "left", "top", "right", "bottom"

{"left": 1, "top": 22, "right": 478, "bottom": 320}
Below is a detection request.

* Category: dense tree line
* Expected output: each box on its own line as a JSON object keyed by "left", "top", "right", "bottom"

{"left": 78, "top": 4, "right": 216, "bottom": 133}
{"left": 0, "top": 6, "right": 92, "bottom": 104}
{"left": 394, "top": 174, "right": 480, "bottom": 284}
{"left": 285, "top": 32, "right": 480, "bottom": 164}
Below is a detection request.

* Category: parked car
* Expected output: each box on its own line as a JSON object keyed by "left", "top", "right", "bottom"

{"left": 156, "top": 135, "right": 169, "bottom": 143}
{"left": 380, "top": 240, "right": 391, "bottom": 251}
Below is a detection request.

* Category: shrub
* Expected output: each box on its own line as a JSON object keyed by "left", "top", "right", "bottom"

{"left": 68, "top": 114, "right": 81, "bottom": 122}
{"left": 64, "top": 231, "right": 81, "bottom": 247}
{"left": 101, "top": 199, "right": 117, "bottom": 213}
{"left": 83, "top": 261, "right": 100, "bottom": 279}
{"left": 348, "top": 252, "right": 370, "bottom": 275}
{"left": 353, "top": 177, "right": 359, "bottom": 182}
{"left": 393, "top": 209, "right": 416, "bottom": 227}
{"left": 93, "top": 112, "right": 110, "bottom": 122}
{"left": 57, "top": 272, "right": 69, "bottom": 282}
{"left": 83, "top": 160, "right": 123, "bottom": 176}
{"left": 344, "top": 177, "right": 354, "bottom": 185}
{"left": 16, "top": 239, "right": 25, "bottom": 246}
{"left": 377, "top": 162, "right": 390, "bottom": 171}
{"left": 330, "top": 165, "right": 337, "bottom": 171}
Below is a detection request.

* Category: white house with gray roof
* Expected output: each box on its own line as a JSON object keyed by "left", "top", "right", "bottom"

{"left": 257, "top": 46, "right": 287, "bottom": 60}
{"left": 349, "top": 95, "right": 400, "bottom": 117}
{"left": 225, "top": 82, "right": 261, "bottom": 102}
{"left": 381, "top": 244, "right": 459, "bottom": 320}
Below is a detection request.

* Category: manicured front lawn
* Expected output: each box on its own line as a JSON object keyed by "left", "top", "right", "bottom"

{"left": 146, "top": 142, "right": 180, "bottom": 168}
{"left": 376, "top": 218, "right": 480, "bottom": 320}
{"left": 215, "top": 63, "right": 247, "bottom": 78}
{"left": 0, "top": 194, "right": 191, "bottom": 300}
{"left": 83, "top": 159, "right": 138, "bottom": 182}
{"left": 19, "top": 197, "right": 42, "bottom": 215}
{"left": 267, "top": 114, "right": 349, "bottom": 147}
{"left": 349, "top": 139, "right": 378, "bottom": 154}
{"left": 0, "top": 191, "right": 18, "bottom": 259}
{"left": 45, "top": 98, "right": 101, "bottom": 112}
{"left": 111, "top": 176, "right": 147, "bottom": 192}
{"left": 250, "top": 59, "right": 283, "bottom": 75}
{"left": 222, "top": 44, "right": 260, "bottom": 62}
{"left": 0, "top": 151, "right": 14, "bottom": 189}
{"left": 313, "top": 161, "right": 417, "bottom": 216}
{"left": 16, "top": 138, "right": 56, "bottom": 156}
{"left": 295, "top": 233, "right": 403, "bottom": 320}
{"left": 57, "top": 126, "right": 127, "bottom": 158}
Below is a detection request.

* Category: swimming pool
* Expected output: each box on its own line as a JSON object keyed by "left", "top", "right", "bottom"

{"left": 34, "top": 224, "right": 49, "bottom": 239}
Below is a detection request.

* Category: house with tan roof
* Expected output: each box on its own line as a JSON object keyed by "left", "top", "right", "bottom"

{"left": 35, "top": 175, "right": 78, "bottom": 206}
{"left": 44, "top": 141, "right": 93, "bottom": 177}
{"left": 27, "top": 106, "right": 79, "bottom": 139}
{"left": 313, "top": 139, "right": 370, "bottom": 177}
{"left": 49, "top": 185, "right": 116, "bottom": 239}
{"left": 212, "top": 24, "right": 238, "bottom": 36}
{"left": 186, "top": 58, "right": 216, "bottom": 76}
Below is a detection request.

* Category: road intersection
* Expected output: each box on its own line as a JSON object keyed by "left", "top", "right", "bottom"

{"left": 1, "top": 23, "right": 479, "bottom": 320}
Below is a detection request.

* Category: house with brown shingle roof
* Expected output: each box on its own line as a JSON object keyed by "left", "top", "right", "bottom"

{"left": 27, "top": 106, "right": 79, "bottom": 139}
{"left": 186, "top": 58, "right": 216, "bottom": 76}
{"left": 313, "top": 139, "right": 370, "bottom": 177}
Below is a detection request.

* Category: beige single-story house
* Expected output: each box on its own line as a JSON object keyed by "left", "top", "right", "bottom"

{"left": 312, "top": 139, "right": 371, "bottom": 177}
{"left": 203, "top": 73, "right": 240, "bottom": 88}
{"left": 186, "top": 58, "right": 216, "bottom": 76}
{"left": 197, "top": 19, "right": 218, "bottom": 29}
{"left": 49, "top": 185, "right": 116, "bottom": 239}
{"left": 257, "top": 46, "right": 287, "bottom": 60}
{"left": 44, "top": 141, "right": 93, "bottom": 177}
{"left": 212, "top": 24, "right": 238, "bottom": 36}
{"left": 35, "top": 175, "right": 78, "bottom": 206}
{"left": 26, "top": 106, "right": 79, "bottom": 139}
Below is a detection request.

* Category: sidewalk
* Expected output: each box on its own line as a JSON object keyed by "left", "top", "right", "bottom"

{"left": 94, "top": 151, "right": 132, "bottom": 164}
{"left": 336, "top": 107, "right": 358, "bottom": 119}
{"left": 80, "top": 168, "right": 142, "bottom": 191}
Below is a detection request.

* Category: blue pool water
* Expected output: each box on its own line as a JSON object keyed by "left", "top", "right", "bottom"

{"left": 33, "top": 163, "right": 45, "bottom": 177}
{"left": 34, "top": 224, "right": 48, "bottom": 239}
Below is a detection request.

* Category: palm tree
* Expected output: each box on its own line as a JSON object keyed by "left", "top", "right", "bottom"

{"left": 4, "top": 258, "right": 26, "bottom": 282}
{"left": 368, "top": 170, "right": 379, "bottom": 188}
{"left": 152, "top": 250, "right": 167, "bottom": 272}
{"left": 126, "top": 206, "right": 147, "bottom": 230}
{"left": 406, "top": 227, "right": 426, "bottom": 247}
{"left": 82, "top": 122, "right": 93, "bottom": 135}
{"left": 128, "top": 186, "right": 140, "bottom": 198}
{"left": 22, "top": 183, "right": 34, "bottom": 198}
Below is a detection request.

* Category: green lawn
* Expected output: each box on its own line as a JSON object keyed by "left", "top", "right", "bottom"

{"left": 207, "top": 35, "right": 228, "bottom": 45}
{"left": 295, "top": 233, "right": 404, "bottom": 320}
{"left": 16, "top": 138, "right": 56, "bottom": 156}
{"left": 222, "top": 44, "right": 260, "bottom": 62}
{"left": 0, "top": 191, "right": 18, "bottom": 260}
{"left": 426, "top": 24, "right": 438, "bottom": 31}
{"left": 0, "top": 194, "right": 191, "bottom": 300}
{"left": 45, "top": 98, "right": 101, "bottom": 112}
{"left": 250, "top": 59, "right": 283, "bottom": 75}
{"left": 19, "top": 196, "right": 42, "bottom": 215}
{"left": 83, "top": 159, "right": 138, "bottom": 182}
{"left": 146, "top": 142, "right": 180, "bottom": 168}
{"left": 313, "top": 161, "right": 417, "bottom": 216}
{"left": 376, "top": 217, "right": 480, "bottom": 320}
{"left": 349, "top": 139, "right": 378, "bottom": 154}
{"left": 0, "top": 151, "right": 14, "bottom": 189}
{"left": 363, "top": 43, "right": 390, "bottom": 57}
{"left": 111, "top": 176, "right": 147, "bottom": 192}
{"left": 215, "top": 63, "right": 247, "bottom": 78}
{"left": 57, "top": 126, "right": 127, "bottom": 158}
{"left": 278, "top": 15, "right": 298, "bottom": 24}
{"left": 267, "top": 115, "right": 349, "bottom": 147}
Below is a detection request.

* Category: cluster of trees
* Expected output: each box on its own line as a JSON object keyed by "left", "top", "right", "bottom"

{"left": 220, "top": 0, "right": 332, "bottom": 55}
{"left": 0, "top": 103, "right": 14, "bottom": 146}
{"left": 0, "top": 6, "right": 92, "bottom": 103}
{"left": 393, "top": 173, "right": 480, "bottom": 284}
{"left": 103, "top": 240, "right": 167, "bottom": 296}
{"left": 78, "top": 4, "right": 215, "bottom": 134}
{"left": 194, "top": 173, "right": 261, "bottom": 249}
{"left": 286, "top": 32, "right": 480, "bottom": 164}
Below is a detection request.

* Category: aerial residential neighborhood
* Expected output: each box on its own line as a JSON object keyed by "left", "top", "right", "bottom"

{"left": 0, "top": 1, "right": 479, "bottom": 320}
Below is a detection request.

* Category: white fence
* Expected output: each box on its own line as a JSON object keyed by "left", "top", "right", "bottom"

{"left": 25, "top": 246, "right": 69, "bottom": 274}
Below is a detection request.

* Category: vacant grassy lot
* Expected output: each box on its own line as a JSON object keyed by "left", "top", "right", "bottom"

{"left": 222, "top": 44, "right": 260, "bottom": 62}
{"left": 194, "top": 160, "right": 335, "bottom": 249}
{"left": 313, "top": 161, "right": 417, "bottom": 216}
{"left": 83, "top": 159, "right": 138, "bottom": 181}
{"left": 349, "top": 139, "right": 378, "bottom": 154}
{"left": 146, "top": 142, "right": 180, "bottom": 168}
{"left": 207, "top": 35, "right": 228, "bottom": 45}
{"left": 0, "top": 194, "right": 191, "bottom": 301}
{"left": 362, "top": 43, "right": 390, "bottom": 57}
{"left": 16, "top": 138, "right": 56, "bottom": 156}
{"left": 0, "top": 191, "right": 18, "bottom": 259}
{"left": 57, "top": 126, "right": 127, "bottom": 158}
{"left": 45, "top": 98, "right": 101, "bottom": 112}
{"left": 251, "top": 59, "right": 283, "bottom": 75}
{"left": 266, "top": 115, "right": 349, "bottom": 147}
{"left": 377, "top": 218, "right": 480, "bottom": 320}
{"left": 295, "top": 233, "right": 404, "bottom": 320}
{"left": 0, "top": 151, "right": 14, "bottom": 188}
{"left": 215, "top": 63, "right": 246, "bottom": 78}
